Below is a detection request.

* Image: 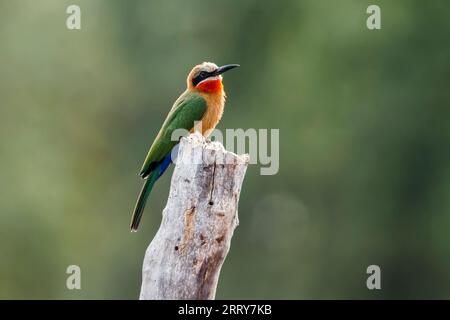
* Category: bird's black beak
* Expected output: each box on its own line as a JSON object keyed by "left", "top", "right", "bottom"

{"left": 214, "top": 64, "right": 240, "bottom": 76}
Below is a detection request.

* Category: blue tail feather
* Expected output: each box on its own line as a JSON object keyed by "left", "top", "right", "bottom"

{"left": 130, "top": 149, "right": 175, "bottom": 231}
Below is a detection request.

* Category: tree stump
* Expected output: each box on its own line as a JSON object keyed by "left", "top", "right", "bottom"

{"left": 140, "top": 132, "right": 249, "bottom": 300}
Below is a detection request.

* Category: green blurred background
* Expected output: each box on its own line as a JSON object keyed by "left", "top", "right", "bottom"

{"left": 1, "top": 0, "right": 449, "bottom": 299}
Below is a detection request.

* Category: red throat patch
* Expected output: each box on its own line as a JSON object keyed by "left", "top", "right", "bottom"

{"left": 196, "top": 79, "right": 223, "bottom": 94}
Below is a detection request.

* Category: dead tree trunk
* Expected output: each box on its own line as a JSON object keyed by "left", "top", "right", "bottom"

{"left": 139, "top": 132, "right": 249, "bottom": 300}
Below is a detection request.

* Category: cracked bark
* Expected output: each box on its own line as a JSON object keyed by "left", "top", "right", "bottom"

{"left": 139, "top": 132, "right": 249, "bottom": 300}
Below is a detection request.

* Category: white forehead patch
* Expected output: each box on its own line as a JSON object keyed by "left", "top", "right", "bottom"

{"left": 199, "top": 62, "right": 219, "bottom": 72}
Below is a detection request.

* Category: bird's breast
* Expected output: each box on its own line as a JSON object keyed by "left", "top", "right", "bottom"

{"left": 193, "top": 91, "right": 226, "bottom": 136}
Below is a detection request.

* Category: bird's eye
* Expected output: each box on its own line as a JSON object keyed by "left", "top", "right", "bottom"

{"left": 192, "top": 71, "right": 209, "bottom": 86}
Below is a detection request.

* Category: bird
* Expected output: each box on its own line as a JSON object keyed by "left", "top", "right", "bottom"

{"left": 130, "top": 62, "right": 239, "bottom": 231}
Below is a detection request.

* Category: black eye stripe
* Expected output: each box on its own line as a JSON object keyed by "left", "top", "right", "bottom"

{"left": 192, "top": 70, "right": 213, "bottom": 86}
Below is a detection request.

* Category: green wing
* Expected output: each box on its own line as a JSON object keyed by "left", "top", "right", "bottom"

{"left": 139, "top": 91, "right": 207, "bottom": 178}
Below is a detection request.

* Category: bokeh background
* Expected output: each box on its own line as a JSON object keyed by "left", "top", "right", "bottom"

{"left": 1, "top": 0, "right": 449, "bottom": 299}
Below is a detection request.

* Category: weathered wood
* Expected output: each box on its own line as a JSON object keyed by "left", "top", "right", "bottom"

{"left": 140, "top": 132, "right": 249, "bottom": 300}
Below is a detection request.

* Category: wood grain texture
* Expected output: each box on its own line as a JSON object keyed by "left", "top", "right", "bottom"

{"left": 140, "top": 132, "right": 249, "bottom": 300}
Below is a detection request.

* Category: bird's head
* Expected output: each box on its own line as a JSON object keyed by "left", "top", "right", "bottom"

{"left": 187, "top": 62, "right": 239, "bottom": 94}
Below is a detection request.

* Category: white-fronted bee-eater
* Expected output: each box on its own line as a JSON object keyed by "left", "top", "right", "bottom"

{"left": 130, "top": 62, "right": 239, "bottom": 231}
